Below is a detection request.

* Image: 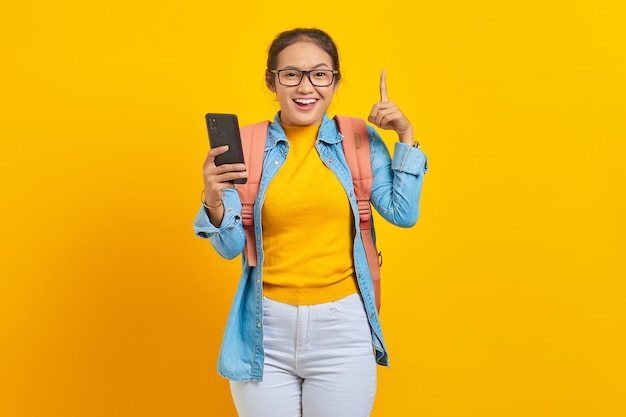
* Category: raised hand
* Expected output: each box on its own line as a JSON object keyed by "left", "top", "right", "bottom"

{"left": 368, "top": 70, "right": 414, "bottom": 144}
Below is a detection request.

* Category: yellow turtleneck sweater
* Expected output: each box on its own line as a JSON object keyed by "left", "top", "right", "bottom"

{"left": 261, "top": 122, "right": 358, "bottom": 305}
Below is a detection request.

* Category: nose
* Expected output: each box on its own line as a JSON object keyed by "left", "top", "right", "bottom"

{"left": 296, "top": 73, "right": 314, "bottom": 92}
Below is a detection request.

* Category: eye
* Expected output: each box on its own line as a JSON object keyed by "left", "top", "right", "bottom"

{"left": 283, "top": 71, "right": 300, "bottom": 79}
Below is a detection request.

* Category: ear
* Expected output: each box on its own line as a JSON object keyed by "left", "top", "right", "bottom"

{"left": 266, "top": 72, "right": 276, "bottom": 93}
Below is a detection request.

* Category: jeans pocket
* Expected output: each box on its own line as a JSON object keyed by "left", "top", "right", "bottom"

{"left": 330, "top": 293, "right": 368, "bottom": 324}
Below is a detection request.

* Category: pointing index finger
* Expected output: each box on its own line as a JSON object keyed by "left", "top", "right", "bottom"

{"left": 380, "top": 69, "right": 389, "bottom": 102}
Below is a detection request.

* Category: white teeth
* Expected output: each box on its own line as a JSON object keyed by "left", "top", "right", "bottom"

{"left": 295, "top": 99, "right": 316, "bottom": 105}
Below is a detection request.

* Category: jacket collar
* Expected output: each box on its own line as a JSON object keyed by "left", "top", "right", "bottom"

{"left": 266, "top": 112, "right": 343, "bottom": 148}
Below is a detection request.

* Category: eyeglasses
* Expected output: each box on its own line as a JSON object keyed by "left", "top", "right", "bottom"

{"left": 270, "top": 69, "right": 339, "bottom": 87}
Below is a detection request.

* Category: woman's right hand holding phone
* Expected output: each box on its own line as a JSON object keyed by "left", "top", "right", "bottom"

{"left": 202, "top": 145, "right": 248, "bottom": 225}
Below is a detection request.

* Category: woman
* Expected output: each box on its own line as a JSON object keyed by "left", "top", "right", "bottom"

{"left": 195, "top": 28, "right": 427, "bottom": 417}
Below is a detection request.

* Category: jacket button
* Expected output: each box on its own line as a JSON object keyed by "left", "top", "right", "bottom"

{"left": 257, "top": 322, "right": 262, "bottom": 328}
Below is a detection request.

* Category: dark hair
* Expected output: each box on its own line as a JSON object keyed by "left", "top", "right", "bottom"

{"left": 265, "top": 28, "right": 341, "bottom": 89}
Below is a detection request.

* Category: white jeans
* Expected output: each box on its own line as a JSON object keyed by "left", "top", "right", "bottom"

{"left": 230, "top": 293, "right": 377, "bottom": 417}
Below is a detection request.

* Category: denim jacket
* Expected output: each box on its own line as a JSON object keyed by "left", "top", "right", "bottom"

{"left": 194, "top": 113, "right": 428, "bottom": 381}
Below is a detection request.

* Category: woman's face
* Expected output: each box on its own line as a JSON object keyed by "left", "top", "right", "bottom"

{"left": 269, "top": 41, "right": 339, "bottom": 126}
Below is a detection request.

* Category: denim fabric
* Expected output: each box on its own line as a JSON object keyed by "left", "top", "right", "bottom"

{"left": 194, "top": 112, "right": 428, "bottom": 381}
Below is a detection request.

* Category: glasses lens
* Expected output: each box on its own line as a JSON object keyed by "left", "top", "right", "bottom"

{"left": 278, "top": 70, "right": 303, "bottom": 86}
{"left": 309, "top": 70, "right": 334, "bottom": 86}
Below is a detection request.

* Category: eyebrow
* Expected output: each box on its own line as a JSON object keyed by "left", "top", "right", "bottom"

{"left": 280, "top": 63, "right": 332, "bottom": 70}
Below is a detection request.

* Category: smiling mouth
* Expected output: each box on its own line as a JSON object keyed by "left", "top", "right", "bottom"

{"left": 293, "top": 98, "right": 318, "bottom": 107}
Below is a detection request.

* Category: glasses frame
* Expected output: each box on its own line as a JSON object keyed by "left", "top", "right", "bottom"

{"left": 270, "top": 69, "right": 339, "bottom": 87}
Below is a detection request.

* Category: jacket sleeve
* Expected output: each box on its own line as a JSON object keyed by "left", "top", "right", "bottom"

{"left": 193, "top": 188, "right": 246, "bottom": 260}
{"left": 368, "top": 125, "right": 428, "bottom": 227}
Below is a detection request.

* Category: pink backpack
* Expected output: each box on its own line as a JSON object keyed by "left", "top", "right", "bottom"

{"left": 237, "top": 116, "right": 382, "bottom": 311}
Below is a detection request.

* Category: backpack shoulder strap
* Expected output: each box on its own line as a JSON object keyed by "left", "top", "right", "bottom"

{"left": 237, "top": 120, "right": 270, "bottom": 267}
{"left": 335, "top": 115, "right": 382, "bottom": 312}
{"left": 335, "top": 116, "right": 372, "bottom": 202}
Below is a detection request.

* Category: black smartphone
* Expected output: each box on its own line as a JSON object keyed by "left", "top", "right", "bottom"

{"left": 205, "top": 113, "right": 246, "bottom": 184}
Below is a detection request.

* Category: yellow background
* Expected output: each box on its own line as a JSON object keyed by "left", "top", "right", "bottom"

{"left": 2, "top": 0, "right": 625, "bottom": 416}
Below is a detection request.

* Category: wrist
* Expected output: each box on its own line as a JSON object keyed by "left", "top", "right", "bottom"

{"left": 200, "top": 189, "right": 223, "bottom": 210}
{"left": 398, "top": 126, "right": 414, "bottom": 144}
{"left": 203, "top": 200, "right": 223, "bottom": 210}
